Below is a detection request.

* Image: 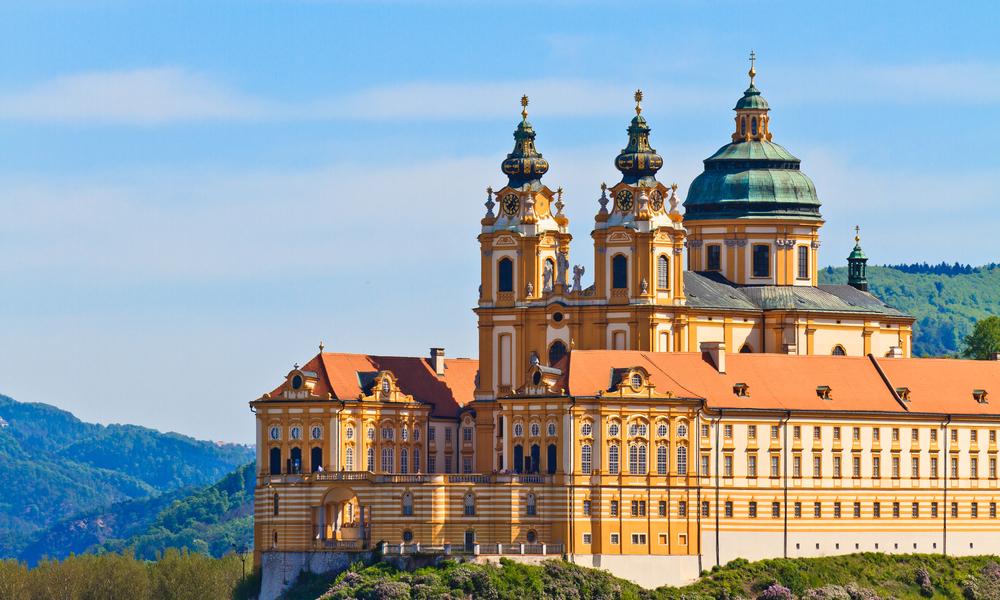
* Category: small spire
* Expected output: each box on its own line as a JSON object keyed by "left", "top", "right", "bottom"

{"left": 748, "top": 50, "right": 757, "bottom": 85}
{"left": 854, "top": 224, "right": 861, "bottom": 244}
{"left": 318, "top": 341, "right": 324, "bottom": 352}
{"left": 520, "top": 94, "right": 529, "bottom": 120}
{"left": 634, "top": 89, "right": 643, "bottom": 115}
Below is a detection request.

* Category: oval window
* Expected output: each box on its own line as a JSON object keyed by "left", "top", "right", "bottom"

{"left": 291, "top": 375, "right": 303, "bottom": 390}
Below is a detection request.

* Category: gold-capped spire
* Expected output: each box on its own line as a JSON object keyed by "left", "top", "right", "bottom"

{"left": 854, "top": 224, "right": 861, "bottom": 244}
{"left": 520, "top": 94, "right": 529, "bottom": 119}
{"left": 748, "top": 50, "right": 757, "bottom": 85}
{"left": 634, "top": 89, "right": 643, "bottom": 115}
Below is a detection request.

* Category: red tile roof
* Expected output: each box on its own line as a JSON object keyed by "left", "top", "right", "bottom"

{"left": 874, "top": 356, "right": 1000, "bottom": 416}
{"left": 270, "top": 352, "right": 478, "bottom": 418}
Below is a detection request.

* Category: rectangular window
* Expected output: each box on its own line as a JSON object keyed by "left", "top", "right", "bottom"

{"left": 752, "top": 244, "right": 770, "bottom": 278}
{"left": 793, "top": 455, "right": 802, "bottom": 478}
{"left": 583, "top": 500, "right": 591, "bottom": 516}
{"left": 853, "top": 427, "right": 861, "bottom": 441}
{"left": 874, "top": 502, "right": 881, "bottom": 518}
{"left": 445, "top": 428, "right": 452, "bottom": 442}
{"left": 912, "top": 456, "right": 920, "bottom": 478}
{"left": 748, "top": 455, "right": 757, "bottom": 478}
{"left": 912, "top": 502, "right": 920, "bottom": 518}
{"left": 678, "top": 501, "right": 687, "bottom": 517}
{"left": 973, "top": 430, "right": 979, "bottom": 443}
{"left": 834, "top": 427, "right": 841, "bottom": 441}
{"left": 444, "top": 453, "right": 454, "bottom": 474}
{"left": 931, "top": 457, "right": 938, "bottom": 478}
{"left": 991, "top": 503, "right": 997, "bottom": 518}
{"left": 797, "top": 245, "right": 809, "bottom": 279}
{"left": 873, "top": 428, "right": 881, "bottom": 442}
{"left": 873, "top": 456, "right": 881, "bottom": 478}
{"left": 992, "top": 430, "right": 997, "bottom": 443}
{"left": 610, "top": 533, "right": 619, "bottom": 545}
{"left": 749, "top": 501, "right": 757, "bottom": 518}
{"left": 770, "top": 455, "right": 780, "bottom": 478}
{"left": 748, "top": 425, "right": 757, "bottom": 439}
{"left": 893, "top": 502, "right": 900, "bottom": 518}
{"left": 814, "top": 502, "right": 822, "bottom": 518}
{"left": 892, "top": 456, "right": 900, "bottom": 478}
{"left": 952, "top": 429, "right": 959, "bottom": 442}
{"left": 931, "top": 502, "right": 938, "bottom": 518}
{"left": 701, "top": 454, "right": 710, "bottom": 476}
{"left": 631, "top": 533, "right": 647, "bottom": 545}
{"left": 463, "top": 427, "right": 473, "bottom": 442}
{"left": 631, "top": 500, "right": 638, "bottom": 517}
{"left": 952, "top": 502, "right": 959, "bottom": 518}
{"left": 701, "top": 501, "right": 710, "bottom": 517}
{"left": 814, "top": 427, "right": 822, "bottom": 441}
{"left": 912, "top": 428, "right": 920, "bottom": 442}
{"left": 658, "top": 500, "right": 667, "bottom": 517}
{"left": 725, "top": 501, "right": 734, "bottom": 518}
{"left": 794, "top": 425, "right": 801, "bottom": 440}
{"left": 428, "top": 427, "right": 436, "bottom": 441}
{"left": 853, "top": 456, "right": 861, "bottom": 478}
{"left": 724, "top": 454, "right": 734, "bottom": 477}
{"left": 853, "top": 502, "right": 861, "bottom": 518}
{"left": 707, "top": 244, "right": 722, "bottom": 271}
{"left": 972, "top": 502, "right": 979, "bottom": 518}
{"left": 834, "top": 502, "right": 842, "bottom": 518}
{"left": 952, "top": 457, "right": 959, "bottom": 478}
{"left": 991, "top": 458, "right": 997, "bottom": 479}
{"left": 610, "top": 500, "right": 618, "bottom": 517}
{"left": 638, "top": 500, "right": 646, "bottom": 516}
{"left": 701, "top": 424, "right": 710, "bottom": 438}
{"left": 771, "top": 425, "right": 780, "bottom": 439}
{"left": 462, "top": 456, "right": 473, "bottom": 474}
{"left": 813, "top": 456, "right": 822, "bottom": 478}
{"left": 582, "top": 533, "right": 592, "bottom": 544}
{"left": 930, "top": 429, "right": 937, "bottom": 442}
{"left": 724, "top": 424, "right": 733, "bottom": 438}
{"left": 833, "top": 455, "right": 842, "bottom": 478}
{"left": 427, "top": 455, "right": 436, "bottom": 473}
{"left": 794, "top": 502, "right": 802, "bottom": 518}
{"left": 972, "top": 457, "right": 979, "bottom": 479}
{"left": 892, "top": 428, "right": 900, "bottom": 441}
{"left": 772, "top": 502, "right": 781, "bottom": 518}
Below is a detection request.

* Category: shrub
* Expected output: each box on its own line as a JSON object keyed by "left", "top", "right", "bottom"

{"left": 758, "top": 583, "right": 794, "bottom": 600}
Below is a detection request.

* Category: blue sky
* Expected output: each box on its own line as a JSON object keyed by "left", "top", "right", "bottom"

{"left": 0, "top": 1, "right": 998, "bottom": 443}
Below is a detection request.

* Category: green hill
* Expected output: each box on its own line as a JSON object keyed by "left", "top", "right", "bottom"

{"left": 820, "top": 263, "right": 1000, "bottom": 357}
{"left": 0, "top": 394, "right": 253, "bottom": 560}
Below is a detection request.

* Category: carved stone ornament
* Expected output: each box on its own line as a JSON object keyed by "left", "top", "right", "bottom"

{"left": 526, "top": 281, "right": 534, "bottom": 297}
{"left": 811, "top": 240, "right": 821, "bottom": 249}
{"left": 484, "top": 186, "right": 496, "bottom": 218}
{"left": 597, "top": 183, "right": 609, "bottom": 214}
{"left": 687, "top": 239, "right": 703, "bottom": 249}
{"left": 641, "top": 277, "right": 649, "bottom": 294}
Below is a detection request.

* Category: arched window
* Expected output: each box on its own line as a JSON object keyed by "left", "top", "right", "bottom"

{"left": 547, "top": 423, "right": 557, "bottom": 437}
{"left": 741, "top": 117, "right": 747, "bottom": 137}
{"left": 381, "top": 378, "right": 391, "bottom": 394}
{"left": 513, "top": 423, "right": 523, "bottom": 437}
{"left": 751, "top": 117, "right": 758, "bottom": 136}
{"left": 310, "top": 446, "right": 322, "bottom": 472}
{"left": 581, "top": 444, "right": 593, "bottom": 474}
{"left": 638, "top": 444, "right": 647, "bottom": 474}
{"left": 273, "top": 493, "right": 279, "bottom": 516}
{"left": 609, "top": 444, "right": 620, "bottom": 475}
{"left": 657, "top": 445, "right": 668, "bottom": 475}
{"left": 530, "top": 423, "right": 540, "bottom": 437}
{"left": 464, "top": 493, "right": 476, "bottom": 516}
{"left": 527, "top": 530, "right": 538, "bottom": 543}
{"left": 413, "top": 448, "right": 420, "bottom": 473}
{"left": 498, "top": 258, "right": 514, "bottom": 292}
{"left": 514, "top": 444, "right": 524, "bottom": 474}
{"left": 402, "top": 492, "right": 414, "bottom": 516}
{"left": 526, "top": 493, "right": 537, "bottom": 516}
{"left": 612, "top": 255, "right": 628, "bottom": 290}
{"left": 677, "top": 445, "right": 688, "bottom": 475}
{"left": 832, "top": 345, "right": 847, "bottom": 356}
{"left": 269, "top": 447, "right": 281, "bottom": 475}
{"left": 290, "top": 447, "right": 302, "bottom": 474}
{"left": 400, "top": 448, "right": 409, "bottom": 474}
{"left": 657, "top": 255, "right": 670, "bottom": 290}
{"left": 548, "top": 341, "right": 567, "bottom": 366}
{"left": 547, "top": 443, "right": 557, "bottom": 475}
{"left": 367, "top": 447, "right": 375, "bottom": 472}
{"left": 381, "top": 447, "right": 394, "bottom": 473}
{"left": 530, "top": 444, "right": 541, "bottom": 474}
{"left": 345, "top": 446, "right": 354, "bottom": 471}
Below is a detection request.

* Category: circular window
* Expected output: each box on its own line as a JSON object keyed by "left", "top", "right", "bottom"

{"left": 609, "top": 423, "right": 620, "bottom": 437}
{"left": 530, "top": 423, "right": 541, "bottom": 437}
{"left": 657, "top": 424, "right": 668, "bottom": 438}
{"left": 402, "top": 530, "right": 414, "bottom": 542}
{"left": 311, "top": 426, "right": 322, "bottom": 440}
{"left": 269, "top": 426, "right": 281, "bottom": 440}
{"left": 290, "top": 426, "right": 302, "bottom": 440}
{"left": 581, "top": 423, "right": 592, "bottom": 437}
{"left": 552, "top": 312, "right": 563, "bottom": 322}
{"left": 291, "top": 375, "right": 303, "bottom": 390}
{"left": 547, "top": 423, "right": 557, "bottom": 436}
{"left": 630, "top": 373, "right": 643, "bottom": 389}
{"left": 677, "top": 424, "right": 688, "bottom": 438}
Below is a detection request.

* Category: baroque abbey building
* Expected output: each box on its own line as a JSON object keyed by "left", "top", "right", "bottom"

{"left": 252, "top": 62, "right": 1000, "bottom": 592}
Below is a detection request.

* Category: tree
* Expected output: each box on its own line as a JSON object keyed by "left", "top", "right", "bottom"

{"left": 963, "top": 316, "right": 1000, "bottom": 359}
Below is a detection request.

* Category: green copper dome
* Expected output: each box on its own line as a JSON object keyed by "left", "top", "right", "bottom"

{"left": 613, "top": 91, "right": 663, "bottom": 186}
{"left": 501, "top": 96, "right": 549, "bottom": 188}
{"left": 734, "top": 84, "right": 769, "bottom": 110}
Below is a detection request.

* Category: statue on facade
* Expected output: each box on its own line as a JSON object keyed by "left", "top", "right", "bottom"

{"left": 557, "top": 252, "right": 569, "bottom": 286}
{"left": 542, "top": 261, "right": 554, "bottom": 292}
{"left": 526, "top": 281, "right": 534, "bottom": 297}
{"left": 641, "top": 277, "right": 649, "bottom": 294}
{"left": 572, "top": 264, "right": 585, "bottom": 292}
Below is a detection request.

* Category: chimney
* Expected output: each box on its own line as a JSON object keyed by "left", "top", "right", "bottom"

{"left": 887, "top": 346, "right": 904, "bottom": 359}
{"left": 700, "top": 341, "right": 726, "bottom": 373}
{"left": 430, "top": 347, "right": 446, "bottom": 376}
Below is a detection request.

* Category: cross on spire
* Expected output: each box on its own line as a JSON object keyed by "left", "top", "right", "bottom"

{"left": 520, "top": 94, "right": 529, "bottom": 120}
{"left": 634, "top": 89, "right": 643, "bottom": 115}
{"left": 854, "top": 225, "right": 861, "bottom": 243}
{"left": 748, "top": 50, "right": 757, "bottom": 85}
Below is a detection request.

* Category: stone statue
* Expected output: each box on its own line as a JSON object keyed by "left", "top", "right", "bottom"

{"left": 526, "top": 281, "right": 534, "bottom": 297}
{"left": 641, "top": 277, "right": 649, "bottom": 294}
{"left": 557, "top": 252, "right": 569, "bottom": 286}
{"left": 572, "top": 264, "right": 585, "bottom": 292}
{"left": 543, "top": 261, "right": 554, "bottom": 292}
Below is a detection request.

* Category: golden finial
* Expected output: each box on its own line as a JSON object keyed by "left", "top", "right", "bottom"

{"left": 319, "top": 341, "right": 325, "bottom": 352}
{"left": 634, "top": 89, "right": 643, "bottom": 115}
{"left": 748, "top": 50, "right": 757, "bottom": 85}
{"left": 854, "top": 225, "right": 861, "bottom": 244}
{"left": 520, "top": 94, "right": 529, "bottom": 119}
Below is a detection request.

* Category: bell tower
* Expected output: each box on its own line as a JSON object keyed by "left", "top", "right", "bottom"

{"left": 847, "top": 226, "right": 869, "bottom": 292}
{"left": 475, "top": 97, "right": 572, "bottom": 399}
{"left": 592, "top": 91, "right": 686, "bottom": 314}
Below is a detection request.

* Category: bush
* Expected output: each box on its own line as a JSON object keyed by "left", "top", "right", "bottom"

{"left": 758, "top": 583, "right": 794, "bottom": 600}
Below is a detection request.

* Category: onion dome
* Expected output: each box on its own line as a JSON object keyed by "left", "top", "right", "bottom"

{"left": 614, "top": 90, "right": 664, "bottom": 186}
{"left": 501, "top": 95, "right": 549, "bottom": 188}
{"left": 684, "top": 54, "right": 821, "bottom": 222}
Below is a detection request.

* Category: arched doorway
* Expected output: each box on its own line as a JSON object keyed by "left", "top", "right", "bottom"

{"left": 513, "top": 444, "right": 524, "bottom": 474}
{"left": 546, "top": 444, "right": 557, "bottom": 475}
{"left": 530, "top": 444, "right": 541, "bottom": 474}
{"left": 320, "top": 488, "right": 366, "bottom": 548}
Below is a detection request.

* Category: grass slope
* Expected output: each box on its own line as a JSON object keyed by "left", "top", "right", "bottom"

{"left": 284, "top": 553, "right": 1000, "bottom": 600}
{"left": 820, "top": 264, "right": 1000, "bottom": 357}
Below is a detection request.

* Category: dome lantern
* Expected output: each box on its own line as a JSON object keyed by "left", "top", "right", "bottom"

{"left": 613, "top": 89, "right": 664, "bottom": 186}
{"left": 847, "top": 226, "right": 870, "bottom": 292}
{"left": 500, "top": 95, "right": 549, "bottom": 188}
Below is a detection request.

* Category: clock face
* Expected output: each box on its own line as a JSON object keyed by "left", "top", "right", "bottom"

{"left": 269, "top": 426, "right": 280, "bottom": 440}
{"left": 615, "top": 189, "right": 633, "bottom": 212}
{"left": 501, "top": 193, "right": 520, "bottom": 216}
{"left": 650, "top": 190, "right": 664, "bottom": 211}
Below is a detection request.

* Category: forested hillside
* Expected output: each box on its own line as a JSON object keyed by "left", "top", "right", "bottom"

{"left": 820, "top": 263, "right": 1000, "bottom": 357}
{"left": 0, "top": 394, "right": 253, "bottom": 560}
